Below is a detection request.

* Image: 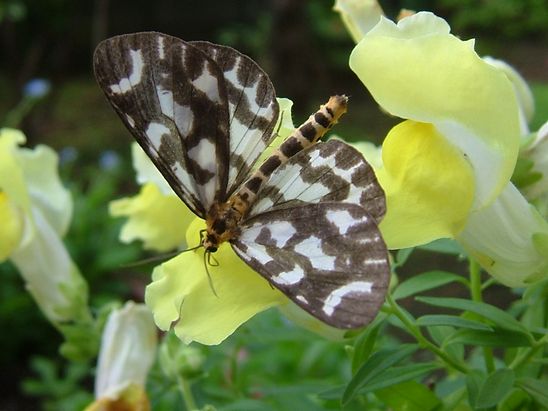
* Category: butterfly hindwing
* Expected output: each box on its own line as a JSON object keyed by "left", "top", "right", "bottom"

{"left": 93, "top": 32, "right": 231, "bottom": 217}
{"left": 231, "top": 202, "right": 389, "bottom": 328}
{"left": 190, "top": 41, "right": 280, "bottom": 196}
{"left": 249, "top": 139, "right": 386, "bottom": 222}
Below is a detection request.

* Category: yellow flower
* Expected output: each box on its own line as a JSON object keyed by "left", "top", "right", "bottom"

{"left": 85, "top": 302, "right": 156, "bottom": 411}
{"left": 0, "top": 128, "right": 88, "bottom": 323}
{"left": 345, "top": 11, "right": 548, "bottom": 286}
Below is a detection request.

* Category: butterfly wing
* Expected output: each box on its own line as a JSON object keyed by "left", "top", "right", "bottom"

{"left": 249, "top": 139, "right": 386, "bottom": 222}
{"left": 231, "top": 202, "right": 389, "bottom": 328}
{"left": 190, "top": 41, "right": 280, "bottom": 196}
{"left": 93, "top": 32, "right": 230, "bottom": 217}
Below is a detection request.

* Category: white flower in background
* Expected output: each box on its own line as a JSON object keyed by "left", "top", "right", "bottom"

{"left": 0, "top": 128, "right": 88, "bottom": 323}
{"left": 85, "top": 302, "right": 157, "bottom": 411}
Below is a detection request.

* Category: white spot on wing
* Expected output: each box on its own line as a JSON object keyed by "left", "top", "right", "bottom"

{"left": 272, "top": 266, "right": 305, "bottom": 285}
{"left": 187, "top": 139, "right": 216, "bottom": 173}
{"left": 191, "top": 64, "right": 221, "bottom": 103}
{"left": 326, "top": 209, "right": 356, "bottom": 235}
{"left": 125, "top": 114, "right": 135, "bottom": 128}
{"left": 109, "top": 49, "right": 144, "bottom": 94}
{"left": 322, "top": 281, "right": 373, "bottom": 316}
{"left": 294, "top": 236, "right": 336, "bottom": 271}
{"left": 296, "top": 295, "right": 308, "bottom": 304}
{"left": 145, "top": 122, "right": 170, "bottom": 150}
{"left": 156, "top": 85, "right": 173, "bottom": 118}
{"left": 270, "top": 221, "right": 296, "bottom": 247}
{"left": 158, "top": 36, "right": 165, "bottom": 59}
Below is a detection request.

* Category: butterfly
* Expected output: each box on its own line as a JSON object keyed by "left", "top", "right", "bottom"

{"left": 93, "top": 32, "right": 389, "bottom": 329}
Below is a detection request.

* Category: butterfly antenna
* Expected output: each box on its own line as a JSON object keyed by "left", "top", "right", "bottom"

{"left": 120, "top": 251, "right": 180, "bottom": 268}
{"left": 203, "top": 250, "right": 218, "bottom": 297}
{"left": 207, "top": 253, "right": 220, "bottom": 267}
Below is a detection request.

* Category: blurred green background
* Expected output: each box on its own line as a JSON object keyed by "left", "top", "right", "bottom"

{"left": 1, "top": 0, "right": 547, "bottom": 409}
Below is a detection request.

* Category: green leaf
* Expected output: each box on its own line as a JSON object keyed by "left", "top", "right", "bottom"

{"left": 393, "top": 271, "right": 467, "bottom": 300}
{"left": 361, "top": 363, "right": 440, "bottom": 393}
{"left": 417, "top": 315, "right": 494, "bottom": 331}
{"left": 415, "top": 297, "right": 531, "bottom": 337}
{"left": 352, "top": 319, "right": 382, "bottom": 373}
{"left": 342, "top": 344, "right": 418, "bottom": 405}
{"left": 474, "top": 369, "right": 515, "bottom": 409}
{"left": 515, "top": 377, "right": 548, "bottom": 407}
{"left": 418, "top": 238, "right": 463, "bottom": 255}
{"left": 444, "top": 328, "right": 532, "bottom": 348}
{"left": 394, "top": 247, "right": 414, "bottom": 268}
{"left": 466, "top": 369, "right": 486, "bottom": 409}
{"left": 375, "top": 380, "right": 440, "bottom": 411}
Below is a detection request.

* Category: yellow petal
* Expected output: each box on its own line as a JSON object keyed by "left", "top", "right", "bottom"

{"left": 145, "top": 218, "right": 286, "bottom": 345}
{"left": 0, "top": 129, "right": 30, "bottom": 214}
{"left": 334, "top": 0, "right": 384, "bottom": 43}
{"left": 0, "top": 192, "right": 24, "bottom": 261}
{"left": 85, "top": 383, "right": 150, "bottom": 411}
{"left": 350, "top": 12, "right": 520, "bottom": 209}
{"left": 377, "top": 121, "right": 475, "bottom": 249}
{"left": 109, "top": 183, "right": 193, "bottom": 252}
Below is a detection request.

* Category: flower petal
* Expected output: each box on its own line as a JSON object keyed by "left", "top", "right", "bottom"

{"left": 375, "top": 121, "right": 475, "bottom": 249}
{"left": 350, "top": 12, "right": 520, "bottom": 209}
{"left": 10, "top": 207, "right": 88, "bottom": 323}
{"left": 95, "top": 302, "right": 157, "bottom": 400}
{"left": 457, "top": 183, "right": 548, "bottom": 287}
{"left": 334, "top": 0, "right": 384, "bottom": 43}
{"left": 145, "top": 218, "right": 286, "bottom": 345}
{"left": 109, "top": 183, "right": 193, "bottom": 252}
{"left": 0, "top": 129, "right": 30, "bottom": 215}
{"left": 18, "top": 143, "right": 73, "bottom": 236}
{"left": 0, "top": 192, "right": 24, "bottom": 261}
{"left": 131, "top": 143, "right": 174, "bottom": 195}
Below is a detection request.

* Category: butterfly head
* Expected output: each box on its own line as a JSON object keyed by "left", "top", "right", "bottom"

{"left": 202, "top": 201, "right": 244, "bottom": 253}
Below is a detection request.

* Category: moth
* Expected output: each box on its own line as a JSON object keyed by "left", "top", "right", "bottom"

{"left": 94, "top": 32, "right": 389, "bottom": 328}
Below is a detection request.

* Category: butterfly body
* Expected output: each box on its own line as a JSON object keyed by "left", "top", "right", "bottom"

{"left": 203, "top": 95, "right": 349, "bottom": 253}
{"left": 94, "top": 32, "right": 390, "bottom": 329}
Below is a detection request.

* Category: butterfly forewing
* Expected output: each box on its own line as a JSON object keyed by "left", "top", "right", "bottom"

{"left": 232, "top": 202, "right": 389, "bottom": 328}
{"left": 93, "top": 32, "right": 231, "bottom": 217}
{"left": 191, "top": 41, "right": 280, "bottom": 195}
{"left": 250, "top": 139, "right": 386, "bottom": 222}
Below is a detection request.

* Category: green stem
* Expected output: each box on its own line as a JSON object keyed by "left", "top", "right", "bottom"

{"left": 509, "top": 334, "right": 548, "bottom": 370}
{"left": 387, "top": 294, "right": 469, "bottom": 374}
{"left": 176, "top": 374, "right": 198, "bottom": 411}
{"left": 469, "top": 259, "right": 495, "bottom": 373}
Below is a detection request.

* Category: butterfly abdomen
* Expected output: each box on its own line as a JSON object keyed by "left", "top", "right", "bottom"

{"left": 232, "top": 95, "right": 349, "bottom": 214}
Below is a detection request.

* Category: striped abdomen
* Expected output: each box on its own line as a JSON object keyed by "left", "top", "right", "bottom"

{"left": 232, "top": 95, "right": 348, "bottom": 213}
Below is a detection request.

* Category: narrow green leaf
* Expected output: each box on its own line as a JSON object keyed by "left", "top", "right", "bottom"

{"left": 515, "top": 377, "right": 548, "bottom": 407}
{"left": 342, "top": 344, "right": 418, "bottom": 405}
{"left": 474, "top": 369, "right": 515, "bottom": 408}
{"left": 417, "top": 315, "right": 494, "bottom": 331}
{"left": 317, "top": 385, "right": 345, "bottom": 400}
{"left": 415, "top": 297, "right": 530, "bottom": 337}
{"left": 375, "top": 381, "right": 440, "bottom": 411}
{"left": 352, "top": 320, "right": 382, "bottom": 373}
{"left": 393, "top": 271, "right": 467, "bottom": 300}
{"left": 361, "top": 363, "right": 440, "bottom": 393}
{"left": 444, "top": 329, "right": 532, "bottom": 348}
